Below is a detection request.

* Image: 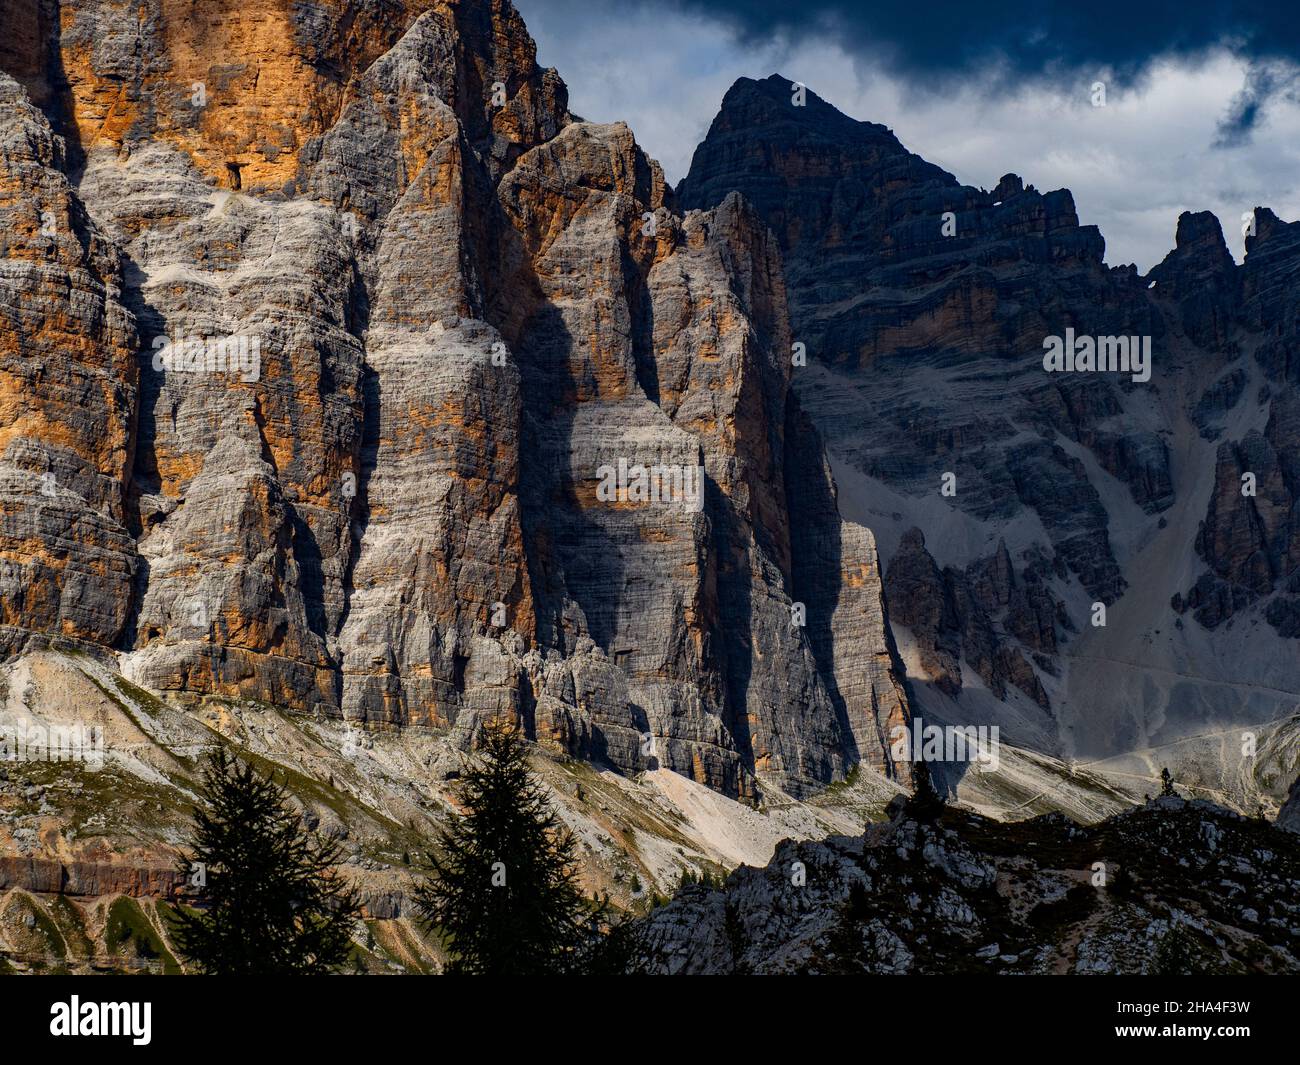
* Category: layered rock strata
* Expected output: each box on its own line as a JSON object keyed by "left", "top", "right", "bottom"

{"left": 0, "top": 3, "right": 913, "bottom": 800}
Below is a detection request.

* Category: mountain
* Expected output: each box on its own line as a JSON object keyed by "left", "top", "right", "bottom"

{"left": 0, "top": 2, "right": 1297, "bottom": 973}
{"left": 0, "top": 1, "right": 921, "bottom": 967}
{"left": 0, "top": 647, "right": 904, "bottom": 972}
{"left": 680, "top": 74, "right": 1300, "bottom": 809}
{"left": 0, "top": 3, "right": 911, "bottom": 804}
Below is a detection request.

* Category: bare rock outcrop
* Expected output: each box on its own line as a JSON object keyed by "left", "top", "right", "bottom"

{"left": 630, "top": 797, "right": 1300, "bottom": 974}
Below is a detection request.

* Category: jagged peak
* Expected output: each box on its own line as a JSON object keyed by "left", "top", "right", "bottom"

{"left": 711, "top": 73, "right": 903, "bottom": 145}
{"left": 1243, "top": 204, "right": 1300, "bottom": 257}
{"left": 1176, "top": 208, "right": 1229, "bottom": 246}
{"left": 679, "top": 72, "right": 960, "bottom": 218}
{"left": 1147, "top": 209, "right": 1236, "bottom": 291}
{"left": 992, "top": 173, "right": 1025, "bottom": 201}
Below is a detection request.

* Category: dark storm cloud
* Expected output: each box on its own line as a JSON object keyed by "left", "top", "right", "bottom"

{"left": 670, "top": 0, "right": 1300, "bottom": 137}
{"left": 1215, "top": 62, "right": 1300, "bottom": 145}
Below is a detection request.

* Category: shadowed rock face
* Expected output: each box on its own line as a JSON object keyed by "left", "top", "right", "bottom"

{"left": 0, "top": 3, "right": 912, "bottom": 800}
{"left": 1183, "top": 209, "right": 1300, "bottom": 631}
{"left": 679, "top": 77, "right": 1158, "bottom": 635}
{"left": 681, "top": 74, "right": 1300, "bottom": 765}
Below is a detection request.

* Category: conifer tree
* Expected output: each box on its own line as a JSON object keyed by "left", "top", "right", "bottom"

{"left": 1160, "top": 767, "right": 1175, "bottom": 797}
{"left": 416, "top": 717, "right": 596, "bottom": 974}
{"left": 173, "top": 748, "right": 361, "bottom": 974}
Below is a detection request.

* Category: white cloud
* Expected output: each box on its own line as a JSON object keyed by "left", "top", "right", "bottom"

{"left": 518, "top": 0, "right": 1300, "bottom": 270}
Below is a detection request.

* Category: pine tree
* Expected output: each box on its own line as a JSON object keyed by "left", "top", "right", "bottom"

{"left": 415, "top": 717, "right": 596, "bottom": 974}
{"left": 173, "top": 748, "right": 361, "bottom": 974}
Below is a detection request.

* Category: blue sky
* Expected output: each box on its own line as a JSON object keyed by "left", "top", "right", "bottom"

{"left": 515, "top": 0, "right": 1300, "bottom": 270}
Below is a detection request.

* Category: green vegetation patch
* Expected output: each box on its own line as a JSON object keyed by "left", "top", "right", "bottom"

{"left": 104, "top": 896, "right": 181, "bottom": 974}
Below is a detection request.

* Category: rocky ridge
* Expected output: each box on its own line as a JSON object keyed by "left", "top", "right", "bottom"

{"left": 681, "top": 74, "right": 1300, "bottom": 803}
{"left": 631, "top": 794, "right": 1300, "bottom": 974}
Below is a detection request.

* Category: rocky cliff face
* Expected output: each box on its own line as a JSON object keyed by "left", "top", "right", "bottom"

{"left": 681, "top": 74, "right": 1300, "bottom": 796}
{"left": 1181, "top": 208, "right": 1300, "bottom": 636}
{"left": 2, "top": 0, "right": 1294, "bottom": 826}
{"left": 0, "top": 73, "right": 138, "bottom": 657}
{"left": 0, "top": 2, "right": 911, "bottom": 801}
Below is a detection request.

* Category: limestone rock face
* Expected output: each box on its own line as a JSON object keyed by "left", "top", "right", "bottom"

{"left": 4, "top": 0, "right": 1300, "bottom": 836}
{"left": 75, "top": 150, "right": 364, "bottom": 713}
{"left": 1173, "top": 210, "right": 1300, "bottom": 633}
{"left": 0, "top": 2, "right": 912, "bottom": 801}
{"left": 682, "top": 73, "right": 1300, "bottom": 765}
{"left": 681, "top": 78, "right": 1155, "bottom": 645}
{"left": 680, "top": 77, "right": 1116, "bottom": 368}
{"left": 492, "top": 117, "right": 881, "bottom": 796}
{"left": 43, "top": 0, "right": 563, "bottom": 193}
{"left": 885, "top": 530, "right": 1051, "bottom": 710}
{"left": 787, "top": 432, "right": 911, "bottom": 781}
{"left": 0, "top": 73, "right": 137, "bottom": 656}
